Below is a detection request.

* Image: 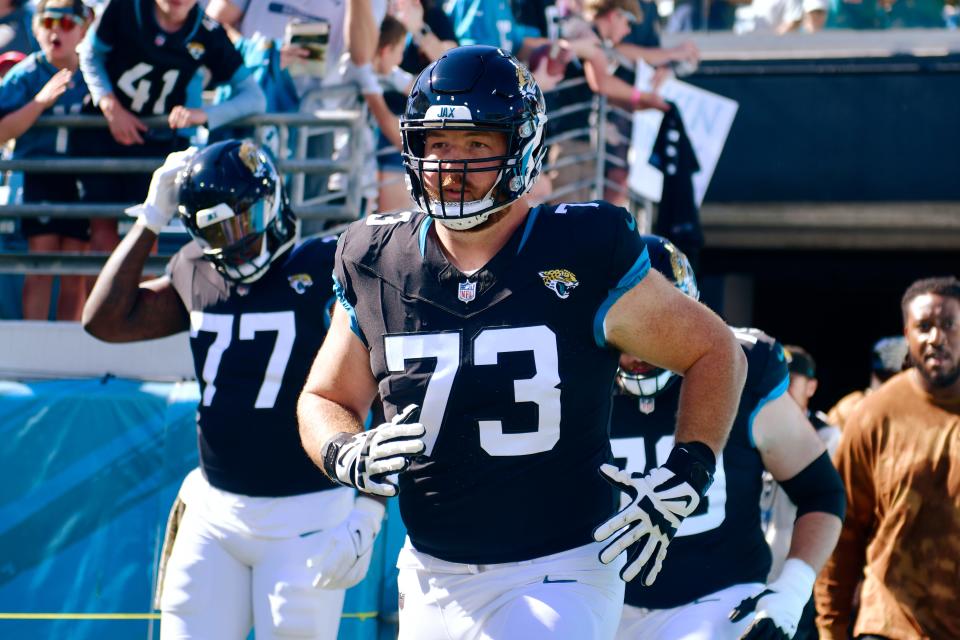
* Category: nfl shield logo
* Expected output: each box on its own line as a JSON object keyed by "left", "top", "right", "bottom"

{"left": 458, "top": 280, "right": 476, "bottom": 303}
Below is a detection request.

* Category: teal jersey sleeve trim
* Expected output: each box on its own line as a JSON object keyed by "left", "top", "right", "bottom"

{"left": 418, "top": 216, "right": 433, "bottom": 257}
{"left": 593, "top": 246, "right": 651, "bottom": 348}
{"left": 747, "top": 373, "right": 790, "bottom": 448}
{"left": 516, "top": 205, "right": 541, "bottom": 254}
{"left": 332, "top": 275, "right": 364, "bottom": 344}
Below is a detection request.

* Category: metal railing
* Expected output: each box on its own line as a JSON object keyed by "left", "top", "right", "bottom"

{"left": 0, "top": 76, "right": 640, "bottom": 276}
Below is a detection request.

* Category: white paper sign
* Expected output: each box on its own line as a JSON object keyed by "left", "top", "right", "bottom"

{"left": 628, "top": 62, "right": 739, "bottom": 205}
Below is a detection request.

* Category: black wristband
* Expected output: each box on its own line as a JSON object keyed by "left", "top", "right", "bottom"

{"left": 664, "top": 441, "right": 716, "bottom": 497}
{"left": 320, "top": 432, "right": 354, "bottom": 483}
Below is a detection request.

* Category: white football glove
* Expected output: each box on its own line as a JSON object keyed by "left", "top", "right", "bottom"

{"left": 729, "top": 558, "right": 816, "bottom": 639}
{"left": 322, "top": 404, "right": 425, "bottom": 497}
{"left": 593, "top": 443, "right": 715, "bottom": 585}
{"left": 125, "top": 147, "right": 198, "bottom": 234}
{"left": 306, "top": 496, "right": 385, "bottom": 590}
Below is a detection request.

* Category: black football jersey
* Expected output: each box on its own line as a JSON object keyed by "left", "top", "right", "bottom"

{"left": 167, "top": 236, "right": 339, "bottom": 497}
{"left": 94, "top": 0, "right": 243, "bottom": 116}
{"left": 610, "top": 327, "right": 790, "bottom": 609}
{"left": 335, "top": 203, "right": 650, "bottom": 564}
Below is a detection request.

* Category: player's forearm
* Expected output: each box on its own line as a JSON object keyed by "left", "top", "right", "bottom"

{"left": 82, "top": 223, "right": 158, "bottom": 340}
{"left": 298, "top": 393, "right": 366, "bottom": 479}
{"left": 0, "top": 99, "right": 46, "bottom": 144}
{"left": 674, "top": 334, "right": 746, "bottom": 455}
{"left": 787, "top": 511, "right": 843, "bottom": 573}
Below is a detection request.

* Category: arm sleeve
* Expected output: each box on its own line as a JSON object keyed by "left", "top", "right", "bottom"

{"left": 78, "top": 33, "right": 115, "bottom": 106}
{"left": 202, "top": 69, "right": 265, "bottom": 130}
{"left": 814, "top": 412, "right": 876, "bottom": 639}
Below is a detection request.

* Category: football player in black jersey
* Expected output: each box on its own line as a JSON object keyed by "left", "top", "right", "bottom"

{"left": 83, "top": 140, "right": 382, "bottom": 640}
{"left": 610, "top": 235, "right": 845, "bottom": 640}
{"left": 297, "top": 45, "right": 747, "bottom": 640}
{"left": 76, "top": 0, "right": 264, "bottom": 253}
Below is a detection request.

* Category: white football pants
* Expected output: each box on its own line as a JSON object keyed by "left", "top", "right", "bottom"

{"left": 615, "top": 582, "right": 765, "bottom": 640}
{"left": 159, "top": 470, "right": 355, "bottom": 640}
{"left": 396, "top": 538, "right": 626, "bottom": 640}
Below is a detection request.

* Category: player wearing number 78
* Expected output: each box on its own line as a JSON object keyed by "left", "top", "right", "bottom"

{"left": 83, "top": 140, "right": 384, "bottom": 640}
{"left": 610, "top": 235, "right": 845, "bottom": 640}
{"left": 297, "top": 45, "right": 747, "bottom": 640}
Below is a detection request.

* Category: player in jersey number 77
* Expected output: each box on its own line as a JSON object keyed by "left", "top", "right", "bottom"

{"left": 297, "top": 44, "right": 747, "bottom": 640}
{"left": 84, "top": 140, "right": 382, "bottom": 640}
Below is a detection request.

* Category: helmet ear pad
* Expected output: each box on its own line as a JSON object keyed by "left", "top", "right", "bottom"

{"left": 177, "top": 139, "right": 298, "bottom": 283}
{"left": 400, "top": 45, "right": 548, "bottom": 225}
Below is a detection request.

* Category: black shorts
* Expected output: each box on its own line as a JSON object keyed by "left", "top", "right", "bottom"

{"left": 73, "top": 129, "right": 190, "bottom": 205}
{"left": 20, "top": 173, "right": 90, "bottom": 241}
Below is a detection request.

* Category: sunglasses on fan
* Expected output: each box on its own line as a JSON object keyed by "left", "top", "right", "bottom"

{"left": 40, "top": 14, "right": 80, "bottom": 32}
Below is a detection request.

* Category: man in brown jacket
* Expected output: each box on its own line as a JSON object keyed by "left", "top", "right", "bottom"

{"left": 814, "top": 275, "right": 960, "bottom": 640}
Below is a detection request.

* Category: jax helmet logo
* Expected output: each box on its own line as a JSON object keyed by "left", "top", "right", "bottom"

{"left": 538, "top": 269, "right": 579, "bottom": 299}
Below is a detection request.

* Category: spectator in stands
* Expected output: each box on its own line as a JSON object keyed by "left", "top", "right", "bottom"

{"left": 206, "top": 0, "right": 386, "bottom": 233}
{"left": 76, "top": 0, "right": 265, "bottom": 255}
{"left": 547, "top": 0, "right": 669, "bottom": 204}
{"left": 444, "top": 0, "right": 543, "bottom": 57}
{"left": 827, "top": 0, "right": 946, "bottom": 28}
{"left": 371, "top": 14, "right": 416, "bottom": 211}
{"left": 815, "top": 276, "right": 960, "bottom": 640}
{"left": 827, "top": 335, "right": 908, "bottom": 430}
{"left": 325, "top": 14, "right": 411, "bottom": 214}
{"left": 0, "top": 0, "right": 92, "bottom": 321}
{"left": 83, "top": 140, "right": 385, "bottom": 640}
{"left": 394, "top": 0, "right": 457, "bottom": 76}
{"left": 0, "top": 0, "right": 38, "bottom": 56}
{"left": 606, "top": 0, "right": 701, "bottom": 205}
{"left": 744, "top": 0, "right": 829, "bottom": 32}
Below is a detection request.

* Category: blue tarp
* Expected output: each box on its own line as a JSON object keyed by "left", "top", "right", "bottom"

{"left": 0, "top": 378, "right": 404, "bottom": 639}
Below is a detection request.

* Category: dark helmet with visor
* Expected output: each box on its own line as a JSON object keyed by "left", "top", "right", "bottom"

{"left": 618, "top": 235, "right": 700, "bottom": 398}
{"left": 177, "top": 139, "right": 297, "bottom": 283}
{"left": 401, "top": 45, "right": 548, "bottom": 230}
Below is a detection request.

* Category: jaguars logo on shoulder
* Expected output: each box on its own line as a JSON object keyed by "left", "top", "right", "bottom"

{"left": 539, "top": 269, "right": 579, "bottom": 299}
{"left": 288, "top": 273, "right": 313, "bottom": 294}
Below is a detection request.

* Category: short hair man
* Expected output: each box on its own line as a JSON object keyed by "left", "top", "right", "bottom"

{"left": 297, "top": 45, "right": 747, "bottom": 639}
{"left": 815, "top": 275, "right": 960, "bottom": 639}
{"left": 83, "top": 140, "right": 383, "bottom": 639}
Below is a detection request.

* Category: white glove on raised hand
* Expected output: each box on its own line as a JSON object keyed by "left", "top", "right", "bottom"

{"left": 321, "top": 404, "right": 425, "bottom": 497}
{"left": 306, "top": 496, "right": 385, "bottom": 590}
{"left": 125, "top": 147, "right": 198, "bottom": 234}
{"left": 593, "top": 442, "right": 715, "bottom": 585}
{"left": 729, "top": 558, "right": 816, "bottom": 639}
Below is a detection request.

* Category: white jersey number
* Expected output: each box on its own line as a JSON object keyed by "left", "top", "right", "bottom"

{"left": 611, "top": 434, "right": 727, "bottom": 537}
{"left": 117, "top": 62, "right": 179, "bottom": 114}
{"left": 384, "top": 326, "right": 561, "bottom": 457}
{"left": 190, "top": 311, "right": 296, "bottom": 409}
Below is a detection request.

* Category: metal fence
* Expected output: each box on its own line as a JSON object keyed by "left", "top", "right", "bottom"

{"left": 0, "top": 77, "right": 637, "bottom": 277}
